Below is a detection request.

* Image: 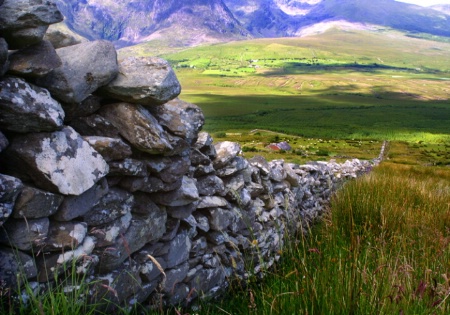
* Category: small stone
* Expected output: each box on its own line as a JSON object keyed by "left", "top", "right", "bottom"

{"left": 12, "top": 186, "right": 63, "bottom": 219}
{"left": 213, "top": 142, "right": 241, "bottom": 169}
{"left": 151, "top": 176, "right": 199, "bottom": 207}
{"left": 83, "top": 137, "right": 132, "bottom": 162}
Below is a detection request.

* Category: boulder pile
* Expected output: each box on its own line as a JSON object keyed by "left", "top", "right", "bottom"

{"left": 0, "top": 0, "right": 376, "bottom": 310}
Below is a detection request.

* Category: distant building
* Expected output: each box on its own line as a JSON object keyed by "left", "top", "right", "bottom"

{"left": 266, "top": 141, "right": 292, "bottom": 151}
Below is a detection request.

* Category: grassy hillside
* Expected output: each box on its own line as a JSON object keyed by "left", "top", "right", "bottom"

{"left": 143, "top": 29, "right": 450, "bottom": 147}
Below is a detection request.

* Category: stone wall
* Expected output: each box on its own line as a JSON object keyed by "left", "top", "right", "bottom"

{"left": 0, "top": 0, "right": 377, "bottom": 310}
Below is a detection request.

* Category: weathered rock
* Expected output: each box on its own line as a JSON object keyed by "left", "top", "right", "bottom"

{"left": 163, "top": 262, "right": 189, "bottom": 293}
{"left": 164, "top": 231, "right": 191, "bottom": 269}
{"left": 149, "top": 98, "right": 204, "bottom": 143}
{"left": 151, "top": 176, "right": 199, "bottom": 207}
{"left": 44, "top": 22, "right": 86, "bottom": 49}
{"left": 284, "top": 163, "right": 300, "bottom": 187}
{"left": 0, "top": 174, "right": 23, "bottom": 227}
{"left": 191, "top": 148, "right": 210, "bottom": 166}
{"left": 0, "top": 77, "right": 65, "bottom": 133}
{"left": 249, "top": 155, "right": 271, "bottom": 176}
{"left": 0, "top": 246, "right": 37, "bottom": 288}
{"left": 213, "top": 142, "right": 241, "bottom": 169}
{"left": 119, "top": 176, "right": 164, "bottom": 193}
{"left": 0, "top": 0, "right": 63, "bottom": 49}
{"left": 194, "top": 132, "right": 216, "bottom": 158}
{"left": 1, "top": 127, "right": 108, "bottom": 195}
{"left": 90, "top": 264, "right": 142, "bottom": 309}
{"left": 194, "top": 163, "right": 216, "bottom": 177}
{"left": 12, "top": 186, "right": 63, "bottom": 219}
{"left": 197, "top": 196, "right": 229, "bottom": 209}
{"left": 157, "top": 155, "right": 191, "bottom": 183}
{"left": 53, "top": 179, "right": 109, "bottom": 221}
{"left": 207, "top": 208, "right": 233, "bottom": 231}
{"left": 0, "top": 38, "right": 8, "bottom": 76}
{"left": 222, "top": 174, "right": 246, "bottom": 197}
{"left": 137, "top": 253, "right": 167, "bottom": 283}
{"left": 97, "top": 211, "right": 167, "bottom": 273}
{"left": 196, "top": 175, "right": 225, "bottom": 196}
{"left": 188, "top": 268, "right": 225, "bottom": 297}
{"left": 192, "top": 213, "right": 210, "bottom": 232}
{"left": 8, "top": 40, "right": 62, "bottom": 78}
{"left": 69, "top": 114, "right": 120, "bottom": 138}
{"left": 99, "top": 103, "right": 173, "bottom": 154}
{"left": 216, "top": 156, "right": 249, "bottom": 178}
{"left": 132, "top": 192, "right": 161, "bottom": 215}
{"left": 82, "top": 188, "right": 133, "bottom": 226}
{"left": 83, "top": 137, "right": 132, "bottom": 162}
{"left": 108, "top": 159, "right": 147, "bottom": 177}
{"left": 0, "top": 131, "right": 8, "bottom": 152}
{"left": 269, "top": 160, "right": 287, "bottom": 182}
{"left": 89, "top": 212, "right": 132, "bottom": 247}
{"left": 166, "top": 202, "right": 198, "bottom": 220}
{"left": 0, "top": 218, "right": 49, "bottom": 251}
{"left": 61, "top": 95, "right": 102, "bottom": 122}
{"left": 36, "top": 40, "right": 118, "bottom": 103}
{"left": 45, "top": 222, "right": 87, "bottom": 251}
{"left": 100, "top": 56, "right": 181, "bottom": 106}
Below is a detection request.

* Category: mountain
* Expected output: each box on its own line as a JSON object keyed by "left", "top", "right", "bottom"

{"left": 431, "top": 4, "right": 450, "bottom": 15}
{"left": 54, "top": 0, "right": 450, "bottom": 49}
{"left": 54, "top": 0, "right": 250, "bottom": 47}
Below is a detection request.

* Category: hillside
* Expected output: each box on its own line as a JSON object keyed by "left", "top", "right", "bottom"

{"left": 54, "top": 0, "right": 450, "bottom": 49}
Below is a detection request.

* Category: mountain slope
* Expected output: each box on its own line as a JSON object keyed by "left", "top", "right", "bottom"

{"left": 55, "top": 0, "right": 450, "bottom": 49}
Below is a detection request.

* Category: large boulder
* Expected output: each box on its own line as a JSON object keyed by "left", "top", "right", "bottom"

{"left": 149, "top": 98, "right": 204, "bottom": 144}
{"left": 44, "top": 22, "right": 87, "bottom": 49}
{"left": 36, "top": 40, "right": 118, "bottom": 103}
{"left": 8, "top": 40, "right": 62, "bottom": 78}
{"left": 99, "top": 103, "right": 173, "bottom": 154}
{"left": 0, "top": 77, "right": 65, "bottom": 133}
{"left": 0, "top": 0, "right": 63, "bottom": 49}
{"left": 100, "top": 56, "right": 181, "bottom": 106}
{"left": 1, "top": 127, "right": 109, "bottom": 195}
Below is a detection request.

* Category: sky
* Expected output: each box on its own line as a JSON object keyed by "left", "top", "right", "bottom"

{"left": 396, "top": 0, "right": 450, "bottom": 6}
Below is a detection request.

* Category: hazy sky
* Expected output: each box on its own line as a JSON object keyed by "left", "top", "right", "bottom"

{"left": 396, "top": 0, "right": 450, "bottom": 6}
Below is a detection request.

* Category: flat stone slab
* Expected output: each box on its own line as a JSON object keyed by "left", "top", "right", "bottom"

{"left": 1, "top": 127, "right": 109, "bottom": 195}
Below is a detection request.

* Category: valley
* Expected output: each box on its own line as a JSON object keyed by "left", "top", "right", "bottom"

{"left": 120, "top": 28, "right": 450, "bottom": 166}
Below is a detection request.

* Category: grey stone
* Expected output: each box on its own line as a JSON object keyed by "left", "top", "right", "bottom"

{"left": 246, "top": 182, "right": 265, "bottom": 198}
{"left": 197, "top": 196, "right": 229, "bottom": 209}
{"left": 284, "top": 163, "right": 300, "bottom": 187}
{"left": 82, "top": 188, "right": 134, "bottom": 226}
{"left": 190, "top": 236, "right": 208, "bottom": 257}
{"left": 90, "top": 263, "right": 142, "bottom": 308}
{"left": 149, "top": 98, "right": 204, "bottom": 143}
{"left": 0, "top": 0, "right": 63, "bottom": 49}
{"left": 0, "top": 218, "right": 49, "bottom": 251}
{"left": 213, "top": 141, "right": 241, "bottom": 169}
{"left": 151, "top": 176, "right": 199, "bottom": 207}
{"left": 108, "top": 159, "right": 147, "bottom": 177}
{"left": 194, "top": 132, "right": 216, "bottom": 158}
{"left": 249, "top": 155, "right": 270, "bottom": 176}
{"left": 53, "top": 178, "right": 109, "bottom": 221}
{"left": 207, "top": 208, "right": 233, "bottom": 231}
{"left": 162, "top": 218, "right": 180, "bottom": 241}
{"left": 61, "top": 95, "right": 102, "bottom": 122}
{"left": 89, "top": 212, "right": 132, "bottom": 247}
{"left": 196, "top": 175, "right": 225, "bottom": 196}
{"left": 166, "top": 202, "right": 198, "bottom": 220}
{"left": 99, "top": 103, "right": 173, "bottom": 154}
{"left": 44, "top": 22, "right": 86, "bottom": 49}
{"left": 8, "top": 40, "right": 62, "bottom": 78}
{"left": 0, "top": 38, "right": 8, "bottom": 76}
{"left": 194, "top": 163, "right": 215, "bottom": 177}
{"left": 163, "top": 262, "right": 189, "bottom": 293}
{"left": 1, "top": 127, "right": 108, "bottom": 195}
{"left": 69, "top": 114, "right": 121, "bottom": 138}
{"left": 0, "top": 246, "right": 37, "bottom": 288}
{"left": 269, "top": 160, "right": 287, "bottom": 182}
{"left": 138, "top": 254, "right": 166, "bottom": 283}
{"left": 216, "top": 156, "right": 249, "bottom": 178}
{"left": 157, "top": 155, "right": 191, "bottom": 184}
{"left": 0, "top": 131, "right": 8, "bottom": 152}
{"left": 97, "top": 211, "right": 166, "bottom": 273}
{"left": 0, "top": 174, "right": 23, "bottom": 226}
{"left": 164, "top": 231, "right": 191, "bottom": 269}
{"left": 12, "top": 186, "right": 63, "bottom": 219}
{"left": 100, "top": 56, "right": 181, "bottom": 106}
{"left": 0, "top": 76, "right": 65, "bottom": 133}
{"left": 222, "top": 174, "right": 246, "bottom": 197}
{"left": 83, "top": 137, "right": 132, "bottom": 162}
{"left": 36, "top": 40, "right": 118, "bottom": 103}
{"left": 45, "top": 222, "right": 87, "bottom": 251}
{"left": 188, "top": 268, "right": 225, "bottom": 297}
{"left": 192, "top": 213, "right": 210, "bottom": 232}
{"left": 132, "top": 192, "right": 162, "bottom": 215}
{"left": 167, "top": 283, "right": 190, "bottom": 305}
{"left": 191, "top": 148, "right": 210, "bottom": 166}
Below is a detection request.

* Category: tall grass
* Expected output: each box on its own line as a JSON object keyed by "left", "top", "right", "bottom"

{"left": 201, "top": 163, "right": 450, "bottom": 314}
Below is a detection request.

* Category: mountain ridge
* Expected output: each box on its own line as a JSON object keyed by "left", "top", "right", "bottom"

{"left": 54, "top": 0, "right": 450, "bottom": 48}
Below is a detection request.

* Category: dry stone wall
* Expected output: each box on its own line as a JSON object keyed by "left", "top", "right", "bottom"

{"left": 0, "top": 0, "right": 377, "bottom": 310}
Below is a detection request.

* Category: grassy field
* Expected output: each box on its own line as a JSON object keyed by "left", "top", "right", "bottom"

{"left": 143, "top": 29, "right": 450, "bottom": 159}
